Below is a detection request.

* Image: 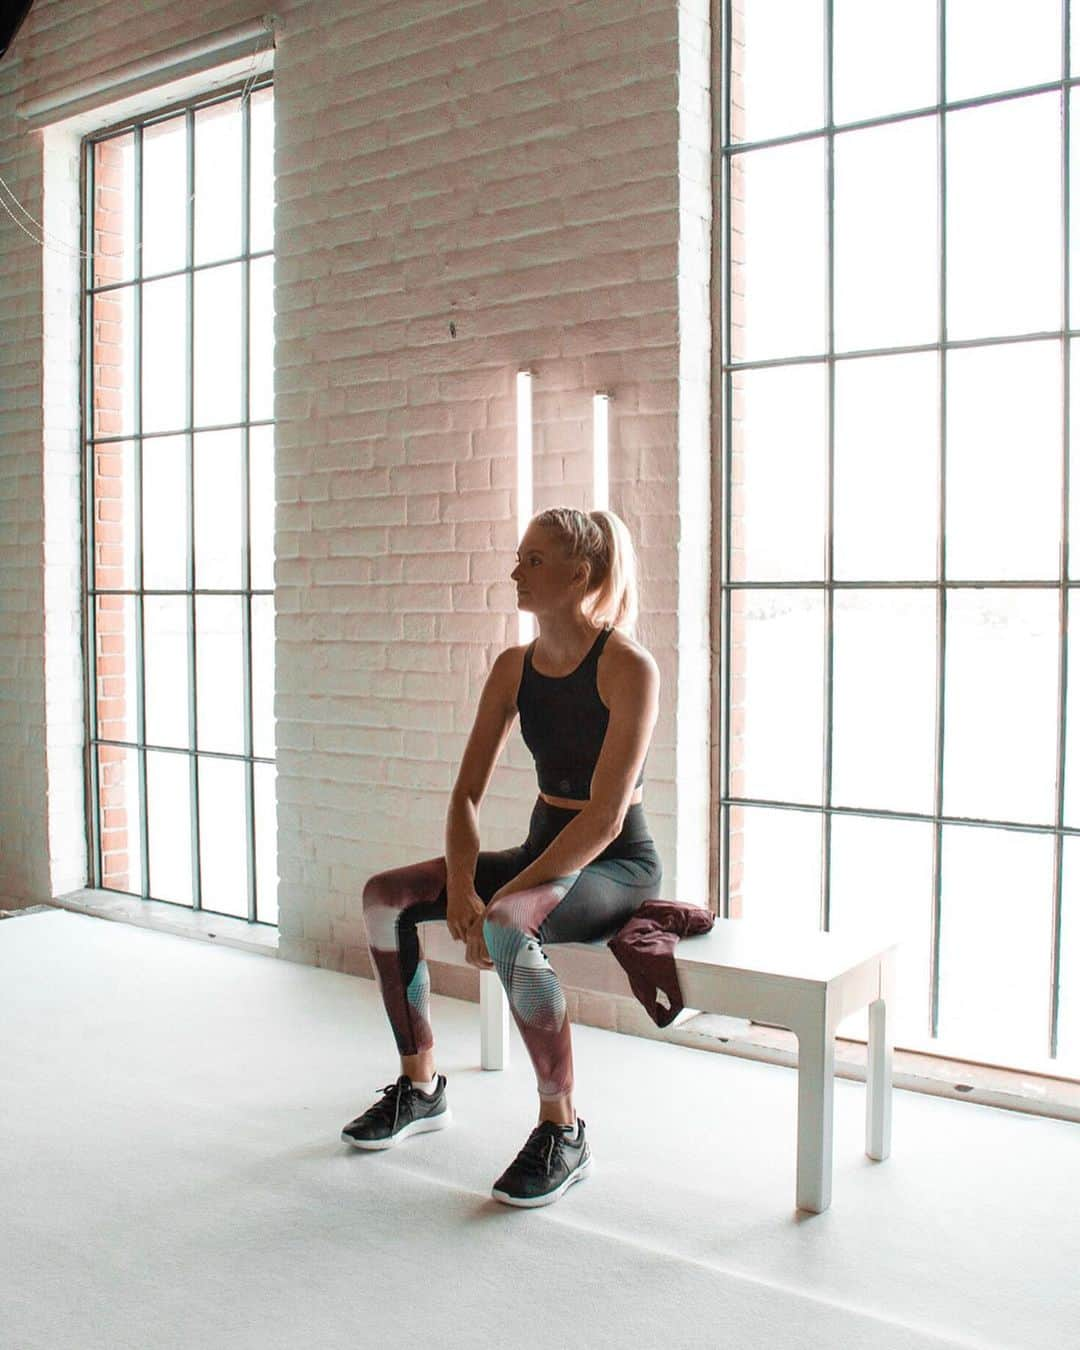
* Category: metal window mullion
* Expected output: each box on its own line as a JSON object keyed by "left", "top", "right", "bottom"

{"left": 1050, "top": 8, "right": 1071, "bottom": 1062}
{"left": 930, "top": 0, "right": 948, "bottom": 1042}
{"left": 186, "top": 108, "right": 202, "bottom": 912}
{"left": 719, "top": 0, "right": 733, "bottom": 920}
{"left": 134, "top": 125, "right": 149, "bottom": 901}
{"left": 84, "top": 146, "right": 102, "bottom": 891}
{"left": 91, "top": 417, "right": 274, "bottom": 448}
{"left": 726, "top": 71, "right": 1080, "bottom": 158}
{"left": 90, "top": 588, "right": 274, "bottom": 596}
{"left": 87, "top": 247, "right": 274, "bottom": 298}
{"left": 241, "top": 88, "right": 257, "bottom": 925}
{"left": 821, "top": 0, "right": 836, "bottom": 932}
{"left": 93, "top": 738, "right": 275, "bottom": 765}
{"left": 86, "top": 76, "right": 269, "bottom": 156}
{"left": 724, "top": 795, "right": 1080, "bottom": 836}
{"left": 725, "top": 577, "right": 1080, "bottom": 589}
{"left": 728, "top": 326, "right": 1080, "bottom": 373}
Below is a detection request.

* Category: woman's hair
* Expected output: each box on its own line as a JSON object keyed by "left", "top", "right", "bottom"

{"left": 531, "top": 506, "right": 640, "bottom": 639}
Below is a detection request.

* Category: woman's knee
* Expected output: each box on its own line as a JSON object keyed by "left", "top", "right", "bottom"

{"left": 362, "top": 856, "right": 448, "bottom": 914}
{"left": 361, "top": 869, "right": 397, "bottom": 912}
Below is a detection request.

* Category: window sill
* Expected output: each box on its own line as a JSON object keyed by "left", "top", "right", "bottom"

{"left": 42, "top": 890, "right": 1080, "bottom": 1125}
{"left": 48, "top": 888, "right": 279, "bottom": 958}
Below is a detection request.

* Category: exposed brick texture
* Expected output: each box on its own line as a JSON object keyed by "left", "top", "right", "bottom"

{"left": 0, "top": 2, "right": 714, "bottom": 1009}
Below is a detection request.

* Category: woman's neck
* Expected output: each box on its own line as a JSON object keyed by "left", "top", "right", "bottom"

{"left": 533, "top": 614, "right": 605, "bottom": 664}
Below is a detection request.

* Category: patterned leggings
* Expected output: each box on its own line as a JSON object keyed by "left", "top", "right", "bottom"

{"left": 361, "top": 798, "right": 662, "bottom": 1100}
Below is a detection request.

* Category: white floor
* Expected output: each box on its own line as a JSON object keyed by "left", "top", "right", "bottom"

{"left": 3, "top": 908, "right": 1075, "bottom": 1350}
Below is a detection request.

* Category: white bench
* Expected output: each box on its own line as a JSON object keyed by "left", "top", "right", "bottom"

{"left": 423, "top": 917, "right": 898, "bottom": 1214}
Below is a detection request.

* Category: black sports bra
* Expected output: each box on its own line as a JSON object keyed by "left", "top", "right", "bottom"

{"left": 515, "top": 625, "right": 647, "bottom": 800}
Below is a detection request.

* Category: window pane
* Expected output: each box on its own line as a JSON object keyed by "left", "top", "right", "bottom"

{"left": 146, "top": 749, "right": 193, "bottom": 905}
{"left": 946, "top": 342, "right": 1062, "bottom": 582}
{"left": 142, "top": 435, "right": 188, "bottom": 591}
{"left": 732, "top": 139, "right": 827, "bottom": 363}
{"left": 1057, "top": 837, "right": 1080, "bottom": 1068}
{"left": 1070, "top": 344, "right": 1080, "bottom": 582}
{"left": 834, "top": 351, "right": 939, "bottom": 581}
{"left": 732, "top": 589, "right": 824, "bottom": 805}
{"left": 194, "top": 98, "right": 243, "bottom": 267}
{"left": 947, "top": 0, "right": 1061, "bottom": 103}
{"left": 194, "top": 429, "right": 243, "bottom": 590}
{"left": 1070, "top": 90, "right": 1080, "bottom": 330}
{"left": 91, "top": 287, "right": 135, "bottom": 440}
{"left": 731, "top": 364, "right": 826, "bottom": 582}
{"left": 833, "top": 0, "right": 937, "bottom": 126}
{"left": 198, "top": 756, "right": 249, "bottom": 918}
{"left": 142, "top": 115, "right": 188, "bottom": 279}
{"left": 731, "top": 0, "right": 824, "bottom": 145}
{"left": 946, "top": 94, "right": 1061, "bottom": 341}
{"left": 832, "top": 590, "right": 937, "bottom": 814}
{"left": 250, "top": 254, "right": 274, "bottom": 423}
{"left": 254, "top": 761, "right": 278, "bottom": 924}
{"left": 97, "top": 744, "right": 143, "bottom": 894}
{"left": 196, "top": 596, "right": 245, "bottom": 754}
{"left": 94, "top": 594, "right": 138, "bottom": 744}
{"left": 943, "top": 589, "right": 1059, "bottom": 825}
{"left": 1061, "top": 600, "right": 1080, "bottom": 827}
{"left": 250, "top": 423, "right": 275, "bottom": 591}
{"left": 250, "top": 86, "right": 275, "bottom": 255}
{"left": 252, "top": 595, "right": 275, "bottom": 759}
{"left": 143, "top": 596, "right": 189, "bottom": 750}
{"left": 142, "top": 275, "right": 188, "bottom": 436}
{"left": 834, "top": 115, "right": 938, "bottom": 352}
{"left": 939, "top": 825, "right": 1054, "bottom": 1065}
{"left": 729, "top": 805, "right": 821, "bottom": 928}
{"left": 829, "top": 814, "right": 934, "bottom": 1042}
{"left": 92, "top": 440, "right": 138, "bottom": 592}
{"left": 194, "top": 262, "right": 243, "bottom": 429}
{"left": 92, "top": 132, "right": 136, "bottom": 289}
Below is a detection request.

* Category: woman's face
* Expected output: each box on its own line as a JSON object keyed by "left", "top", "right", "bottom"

{"left": 510, "top": 525, "right": 587, "bottom": 614}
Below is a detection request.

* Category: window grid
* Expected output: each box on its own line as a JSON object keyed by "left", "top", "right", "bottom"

{"left": 718, "top": 2, "right": 1073, "bottom": 1060}
{"left": 82, "top": 75, "right": 274, "bottom": 924}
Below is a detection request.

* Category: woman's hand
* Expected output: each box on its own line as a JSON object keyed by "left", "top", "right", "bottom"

{"left": 446, "top": 881, "right": 485, "bottom": 941}
{"left": 463, "top": 913, "right": 494, "bottom": 970}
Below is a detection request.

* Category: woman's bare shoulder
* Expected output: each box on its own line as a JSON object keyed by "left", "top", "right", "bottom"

{"left": 605, "top": 628, "right": 656, "bottom": 665}
{"left": 492, "top": 642, "right": 531, "bottom": 707}
{"left": 599, "top": 621, "right": 658, "bottom": 696}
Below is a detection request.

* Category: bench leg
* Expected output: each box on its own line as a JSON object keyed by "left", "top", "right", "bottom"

{"left": 479, "top": 968, "right": 510, "bottom": 1070}
{"left": 794, "top": 1016, "right": 835, "bottom": 1214}
{"left": 866, "top": 949, "right": 895, "bottom": 1162}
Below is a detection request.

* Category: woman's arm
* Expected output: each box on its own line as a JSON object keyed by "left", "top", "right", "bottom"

{"left": 444, "top": 790, "right": 481, "bottom": 893}
{"left": 492, "top": 805, "right": 616, "bottom": 898}
{"left": 445, "top": 648, "right": 521, "bottom": 892}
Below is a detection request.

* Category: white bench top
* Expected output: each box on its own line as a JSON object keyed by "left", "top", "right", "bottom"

{"left": 425, "top": 914, "right": 898, "bottom": 989}
{"left": 664, "top": 917, "right": 899, "bottom": 984}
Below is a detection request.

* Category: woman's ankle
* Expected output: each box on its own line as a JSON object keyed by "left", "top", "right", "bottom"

{"left": 401, "top": 1056, "right": 436, "bottom": 1081}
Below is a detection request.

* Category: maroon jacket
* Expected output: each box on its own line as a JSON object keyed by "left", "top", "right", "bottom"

{"left": 607, "top": 900, "right": 715, "bottom": 1027}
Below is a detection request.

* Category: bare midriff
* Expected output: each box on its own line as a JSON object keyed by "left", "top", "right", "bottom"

{"left": 539, "top": 787, "right": 644, "bottom": 811}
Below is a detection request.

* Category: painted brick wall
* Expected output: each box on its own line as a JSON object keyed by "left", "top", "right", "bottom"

{"left": 0, "top": 2, "right": 713, "bottom": 1010}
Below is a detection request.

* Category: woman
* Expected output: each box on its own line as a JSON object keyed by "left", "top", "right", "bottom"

{"left": 342, "top": 506, "right": 662, "bottom": 1208}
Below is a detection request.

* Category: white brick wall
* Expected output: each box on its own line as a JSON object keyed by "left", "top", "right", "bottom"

{"left": 0, "top": 2, "right": 713, "bottom": 988}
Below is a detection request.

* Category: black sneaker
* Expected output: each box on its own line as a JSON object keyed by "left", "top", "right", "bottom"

{"left": 341, "top": 1073, "right": 451, "bottom": 1150}
{"left": 490, "top": 1118, "right": 592, "bottom": 1207}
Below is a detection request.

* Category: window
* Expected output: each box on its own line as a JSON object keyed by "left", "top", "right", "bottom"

{"left": 83, "top": 77, "right": 277, "bottom": 924}
{"left": 719, "top": 0, "right": 1079, "bottom": 1076}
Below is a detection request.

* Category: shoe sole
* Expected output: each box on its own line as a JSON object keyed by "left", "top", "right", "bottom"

{"left": 491, "top": 1154, "right": 593, "bottom": 1207}
{"left": 341, "top": 1106, "right": 452, "bottom": 1150}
